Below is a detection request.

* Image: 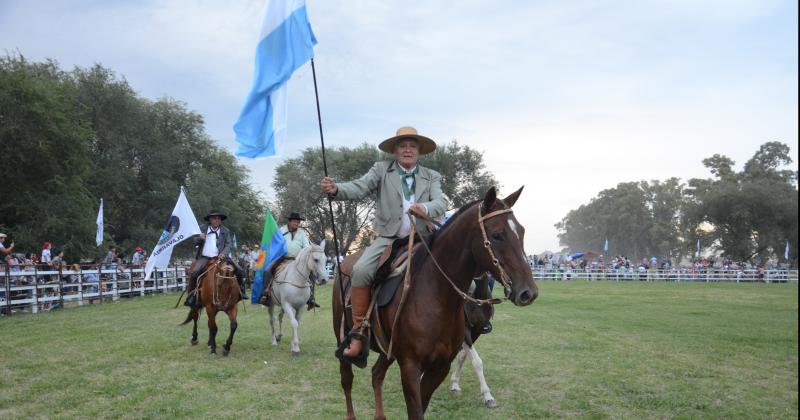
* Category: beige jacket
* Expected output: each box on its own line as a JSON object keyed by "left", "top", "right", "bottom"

{"left": 334, "top": 160, "right": 448, "bottom": 237}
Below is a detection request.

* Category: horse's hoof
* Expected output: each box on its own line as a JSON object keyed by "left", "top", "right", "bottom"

{"left": 190, "top": 340, "right": 198, "bottom": 346}
{"left": 276, "top": 335, "right": 282, "bottom": 343}
{"left": 291, "top": 351, "right": 302, "bottom": 357}
{"left": 222, "top": 349, "right": 230, "bottom": 357}
{"left": 485, "top": 399, "right": 498, "bottom": 409}
{"left": 209, "top": 349, "right": 217, "bottom": 355}
{"left": 450, "top": 387, "right": 461, "bottom": 394}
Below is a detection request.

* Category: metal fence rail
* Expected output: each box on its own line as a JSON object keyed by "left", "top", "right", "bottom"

{"left": 1, "top": 265, "right": 189, "bottom": 315}
{"left": 532, "top": 267, "right": 799, "bottom": 283}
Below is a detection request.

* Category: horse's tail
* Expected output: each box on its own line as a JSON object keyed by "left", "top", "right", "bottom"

{"left": 179, "top": 309, "right": 193, "bottom": 326}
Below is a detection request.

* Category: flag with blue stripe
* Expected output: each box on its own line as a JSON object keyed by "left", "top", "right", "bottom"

{"left": 251, "top": 209, "right": 287, "bottom": 304}
{"left": 234, "top": 0, "right": 317, "bottom": 158}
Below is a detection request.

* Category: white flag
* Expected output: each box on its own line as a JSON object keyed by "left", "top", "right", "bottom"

{"left": 144, "top": 189, "right": 201, "bottom": 280}
{"left": 785, "top": 241, "right": 790, "bottom": 261}
{"left": 696, "top": 239, "right": 700, "bottom": 257}
{"left": 96, "top": 198, "right": 104, "bottom": 246}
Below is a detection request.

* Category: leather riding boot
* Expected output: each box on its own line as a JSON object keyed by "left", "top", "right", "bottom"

{"left": 306, "top": 282, "right": 320, "bottom": 310}
{"left": 343, "top": 286, "right": 371, "bottom": 358}
{"left": 237, "top": 275, "right": 248, "bottom": 300}
{"left": 184, "top": 275, "right": 198, "bottom": 307}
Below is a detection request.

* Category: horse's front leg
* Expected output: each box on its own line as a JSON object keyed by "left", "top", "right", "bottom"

{"left": 340, "top": 359, "right": 356, "bottom": 420}
{"left": 268, "top": 303, "right": 279, "bottom": 346}
{"left": 283, "top": 302, "right": 302, "bottom": 356}
{"left": 467, "top": 344, "right": 497, "bottom": 408}
{"left": 222, "top": 306, "right": 238, "bottom": 357}
{"left": 399, "top": 361, "right": 424, "bottom": 420}
{"left": 449, "top": 344, "right": 469, "bottom": 393}
{"left": 278, "top": 306, "right": 285, "bottom": 343}
{"left": 191, "top": 308, "right": 199, "bottom": 346}
{"left": 206, "top": 307, "right": 218, "bottom": 355}
{"left": 420, "top": 361, "right": 451, "bottom": 414}
{"left": 372, "top": 353, "right": 393, "bottom": 420}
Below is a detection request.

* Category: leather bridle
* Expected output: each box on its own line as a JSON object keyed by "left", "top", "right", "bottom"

{"left": 477, "top": 205, "right": 515, "bottom": 289}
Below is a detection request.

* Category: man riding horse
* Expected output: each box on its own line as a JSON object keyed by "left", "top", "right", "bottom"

{"left": 184, "top": 211, "right": 247, "bottom": 307}
{"left": 320, "top": 126, "right": 448, "bottom": 360}
{"left": 258, "top": 212, "right": 320, "bottom": 310}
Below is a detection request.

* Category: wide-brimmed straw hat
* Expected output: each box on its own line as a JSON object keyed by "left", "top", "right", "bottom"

{"left": 378, "top": 126, "right": 437, "bottom": 155}
{"left": 204, "top": 210, "right": 227, "bottom": 221}
{"left": 287, "top": 212, "right": 305, "bottom": 221}
{"left": 0, "top": 233, "right": 6, "bottom": 239}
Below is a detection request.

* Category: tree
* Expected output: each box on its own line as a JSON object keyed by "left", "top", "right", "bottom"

{"left": 0, "top": 55, "right": 267, "bottom": 261}
{"left": 0, "top": 56, "right": 96, "bottom": 260}
{"left": 685, "top": 142, "right": 798, "bottom": 264}
{"left": 273, "top": 141, "right": 500, "bottom": 253}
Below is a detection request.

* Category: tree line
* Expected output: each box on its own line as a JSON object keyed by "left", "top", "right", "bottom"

{"left": 556, "top": 142, "right": 798, "bottom": 265}
{"left": 0, "top": 55, "right": 265, "bottom": 262}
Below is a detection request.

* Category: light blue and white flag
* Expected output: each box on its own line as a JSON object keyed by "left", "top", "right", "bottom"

{"left": 696, "top": 239, "right": 700, "bottom": 257}
{"left": 785, "top": 241, "right": 790, "bottom": 260}
{"left": 96, "top": 198, "right": 104, "bottom": 246}
{"left": 234, "top": 0, "right": 317, "bottom": 158}
{"left": 603, "top": 238, "right": 608, "bottom": 253}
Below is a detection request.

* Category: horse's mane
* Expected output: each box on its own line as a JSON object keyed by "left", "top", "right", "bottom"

{"left": 410, "top": 198, "right": 483, "bottom": 275}
{"left": 429, "top": 198, "right": 482, "bottom": 246}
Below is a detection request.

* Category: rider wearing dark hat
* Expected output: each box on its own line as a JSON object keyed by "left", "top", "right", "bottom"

{"left": 184, "top": 210, "right": 248, "bottom": 307}
{"left": 258, "top": 211, "right": 320, "bottom": 310}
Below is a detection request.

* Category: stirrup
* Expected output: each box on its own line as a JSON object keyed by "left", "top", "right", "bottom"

{"left": 335, "top": 330, "right": 369, "bottom": 369}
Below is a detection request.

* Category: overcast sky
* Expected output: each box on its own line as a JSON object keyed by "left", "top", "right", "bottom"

{"left": 2, "top": 0, "right": 797, "bottom": 253}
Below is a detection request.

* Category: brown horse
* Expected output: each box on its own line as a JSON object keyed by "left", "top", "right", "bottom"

{"left": 181, "top": 258, "right": 240, "bottom": 356}
{"left": 332, "top": 186, "right": 538, "bottom": 419}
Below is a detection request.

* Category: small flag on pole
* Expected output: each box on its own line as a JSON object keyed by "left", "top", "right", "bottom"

{"left": 96, "top": 198, "right": 104, "bottom": 246}
{"left": 251, "top": 209, "right": 287, "bottom": 304}
{"left": 696, "top": 239, "right": 701, "bottom": 258}
{"left": 785, "top": 241, "right": 790, "bottom": 261}
{"left": 234, "top": 0, "right": 317, "bottom": 158}
{"left": 603, "top": 238, "right": 608, "bottom": 253}
{"left": 144, "top": 188, "right": 202, "bottom": 280}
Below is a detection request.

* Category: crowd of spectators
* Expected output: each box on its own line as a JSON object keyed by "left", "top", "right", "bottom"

{"left": 526, "top": 252, "right": 794, "bottom": 283}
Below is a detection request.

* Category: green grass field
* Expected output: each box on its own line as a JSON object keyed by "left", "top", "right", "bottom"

{"left": 1, "top": 281, "right": 797, "bottom": 419}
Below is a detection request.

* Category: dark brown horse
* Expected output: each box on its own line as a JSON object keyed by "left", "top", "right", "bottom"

{"left": 332, "top": 186, "right": 538, "bottom": 419}
{"left": 181, "top": 258, "right": 240, "bottom": 356}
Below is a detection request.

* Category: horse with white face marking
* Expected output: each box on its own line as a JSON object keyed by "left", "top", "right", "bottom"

{"left": 450, "top": 273, "right": 498, "bottom": 408}
{"left": 267, "top": 240, "right": 328, "bottom": 356}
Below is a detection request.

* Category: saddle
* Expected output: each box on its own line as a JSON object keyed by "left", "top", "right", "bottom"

{"left": 270, "top": 256, "right": 293, "bottom": 277}
{"left": 339, "top": 235, "right": 423, "bottom": 308}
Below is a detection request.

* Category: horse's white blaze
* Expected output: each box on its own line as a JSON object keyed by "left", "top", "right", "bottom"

{"left": 508, "top": 219, "right": 519, "bottom": 239}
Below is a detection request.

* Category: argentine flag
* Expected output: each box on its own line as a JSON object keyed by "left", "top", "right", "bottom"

{"left": 234, "top": 0, "right": 317, "bottom": 158}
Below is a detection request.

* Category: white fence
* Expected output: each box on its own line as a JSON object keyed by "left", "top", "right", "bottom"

{"left": 532, "top": 267, "right": 798, "bottom": 283}
{"left": 1, "top": 265, "right": 189, "bottom": 315}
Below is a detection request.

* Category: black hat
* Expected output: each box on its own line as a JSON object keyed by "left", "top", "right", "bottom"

{"left": 287, "top": 212, "right": 305, "bottom": 221}
{"left": 204, "top": 210, "right": 227, "bottom": 221}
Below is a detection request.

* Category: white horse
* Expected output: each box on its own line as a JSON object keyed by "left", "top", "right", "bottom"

{"left": 450, "top": 343, "right": 497, "bottom": 408}
{"left": 268, "top": 240, "right": 327, "bottom": 356}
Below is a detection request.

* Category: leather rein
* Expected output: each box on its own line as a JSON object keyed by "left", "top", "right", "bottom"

{"left": 411, "top": 203, "right": 514, "bottom": 306}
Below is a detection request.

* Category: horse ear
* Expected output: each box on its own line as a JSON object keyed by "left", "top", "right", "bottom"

{"left": 483, "top": 187, "right": 497, "bottom": 211}
{"left": 502, "top": 186, "right": 524, "bottom": 208}
{"left": 319, "top": 239, "right": 326, "bottom": 250}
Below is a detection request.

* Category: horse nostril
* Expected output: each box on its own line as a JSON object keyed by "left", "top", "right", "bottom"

{"left": 518, "top": 290, "right": 531, "bottom": 304}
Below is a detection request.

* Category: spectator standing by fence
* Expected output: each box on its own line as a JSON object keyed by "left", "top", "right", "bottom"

{"left": 131, "top": 247, "right": 144, "bottom": 267}
{"left": 41, "top": 242, "right": 52, "bottom": 269}
{"left": 0, "top": 233, "right": 15, "bottom": 262}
